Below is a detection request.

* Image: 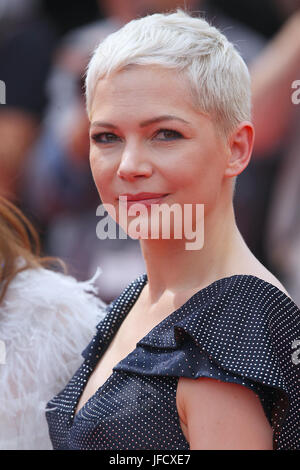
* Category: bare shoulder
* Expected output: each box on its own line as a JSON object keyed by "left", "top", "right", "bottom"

{"left": 229, "top": 242, "right": 293, "bottom": 300}
{"left": 176, "top": 376, "right": 273, "bottom": 450}
{"left": 233, "top": 251, "right": 292, "bottom": 299}
{"left": 248, "top": 267, "right": 291, "bottom": 299}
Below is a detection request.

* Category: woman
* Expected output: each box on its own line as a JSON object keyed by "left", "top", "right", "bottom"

{"left": 46, "top": 9, "right": 300, "bottom": 450}
{"left": 0, "top": 196, "right": 106, "bottom": 449}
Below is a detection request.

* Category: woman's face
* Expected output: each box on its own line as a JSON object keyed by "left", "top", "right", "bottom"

{"left": 89, "top": 65, "right": 231, "bottom": 238}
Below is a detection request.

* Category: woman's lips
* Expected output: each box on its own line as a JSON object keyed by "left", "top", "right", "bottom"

{"left": 118, "top": 194, "right": 169, "bottom": 208}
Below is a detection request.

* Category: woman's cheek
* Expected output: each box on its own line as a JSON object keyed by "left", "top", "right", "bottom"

{"left": 90, "top": 149, "right": 106, "bottom": 177}
{"left": 89, "top": 148, "right": 98, "bottom": 173}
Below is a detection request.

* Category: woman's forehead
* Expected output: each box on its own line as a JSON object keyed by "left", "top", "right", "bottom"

{"left": 90, "top": 66, "right": 200, "bottom": 120}
{"left": 95, "top": 65, "right": 187, "bottom": 94}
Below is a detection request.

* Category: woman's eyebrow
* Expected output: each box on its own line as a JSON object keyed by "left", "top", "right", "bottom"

{"left": 90, "top": 115, "right": 191, "bottom": 129}
{"left": 139, "top": 115, "right": 191, "bottom": 127}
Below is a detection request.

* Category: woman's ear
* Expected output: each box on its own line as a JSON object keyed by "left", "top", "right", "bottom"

{"left": 224, "top": 121, "right": 255, "bottom": 178}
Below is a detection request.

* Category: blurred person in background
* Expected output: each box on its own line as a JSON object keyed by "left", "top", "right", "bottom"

{"left": 0, "top": 195, "right": 106, "bottom": 449}
{"left": 0, "top": 0, "right": 57, "bottom": 200}
{"left": 21, "top": 0, "right": 265, "bottom": 303}
{"left": 249, "top": 7, "right": 300, "bottom": 307}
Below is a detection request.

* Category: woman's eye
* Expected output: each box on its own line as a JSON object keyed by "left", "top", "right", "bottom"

{"left": 154, "top": 129, "right": 183, "bottom": 141}
{"left": 91, "top": 133, "right": 120, "bottom": 144}
{"left": 91, "top": 129, "right": 182, "bottom": 144}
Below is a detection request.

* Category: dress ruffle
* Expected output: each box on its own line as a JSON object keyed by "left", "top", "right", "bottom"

{"left": 82, "top": 273, "right": 299, "bottom": 449}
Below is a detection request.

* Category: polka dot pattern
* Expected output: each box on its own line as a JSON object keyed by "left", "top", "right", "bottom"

{"left": 46, "top": 274, "right": 300, "bottom": 450}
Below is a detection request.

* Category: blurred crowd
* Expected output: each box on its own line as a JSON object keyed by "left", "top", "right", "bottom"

{"left": 0, "top": 0, "right": 299, "bottom": 304}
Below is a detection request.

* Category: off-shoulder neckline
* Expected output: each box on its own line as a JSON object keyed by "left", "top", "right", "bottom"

{"left": 139, "top": 272, "right": 298, "bottom": 309}
{"left": 73, "top": 272, "right": 298, "bottom": 423}
{"left": 100, "top": 273, "right": 299, "bottom": 353}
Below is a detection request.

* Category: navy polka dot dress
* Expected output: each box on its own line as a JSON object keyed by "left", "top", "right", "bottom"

{"left": 46, "top": 274, "right": 300, "bottom": 450}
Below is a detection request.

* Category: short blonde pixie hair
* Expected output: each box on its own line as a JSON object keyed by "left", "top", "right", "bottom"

{"left": 85, "top": 8, "right": 251, "bottom": 139}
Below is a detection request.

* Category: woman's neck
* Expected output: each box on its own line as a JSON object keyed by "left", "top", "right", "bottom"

{"left": 139, "top": 199, "right": 249, "bottom": 305}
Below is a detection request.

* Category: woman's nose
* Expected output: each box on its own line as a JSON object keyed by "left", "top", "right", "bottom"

{"left": 117, "top": 144, "right": 152, "bottom": 181}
